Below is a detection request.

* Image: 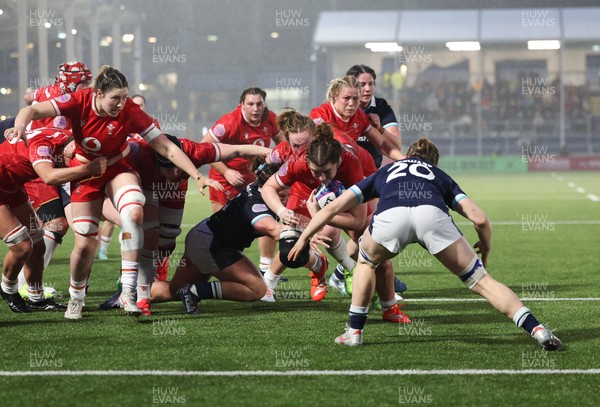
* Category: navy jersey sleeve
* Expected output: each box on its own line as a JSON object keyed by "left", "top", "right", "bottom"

{"left": 433, "top": 167, "right": 467, "bottom": 210}
{"left": 243, "top": 184, "right": 277, "bottom": 227}
{"left": 374, "top": 97, "right": 398, "bottom": 128}
{"left": 351, "top": 165, "right": 388, "bottom": 203}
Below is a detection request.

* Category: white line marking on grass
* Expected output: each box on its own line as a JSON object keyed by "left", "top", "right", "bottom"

{"left": 181, "top": 220, "right": 600, "bottom": 228}
{"left": 567, "top": 182, "right": 576, "bottom": 188}
{"left": 455, "top": 220, "right": 600, "bottom": 226}
{"left": 587, "top": 194, "right": 600, "bottom": 202}
{"left": 406, "top": 298, "right": 600, "bottom": 302}
{"left": 0, "top": 369, "right": 598, "bottom": 377}
{"left": 576, "top": 187, "right": 586, "bottom": 193}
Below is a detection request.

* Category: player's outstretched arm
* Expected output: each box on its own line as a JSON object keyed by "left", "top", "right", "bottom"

{"left": 217, "top": 143, "right": 271, "bottom": 161}
{"left": 456, "top": 197, "right": 492, "bottom": 267}
{"left": 150, "top": 133, "right": 223, "bottom": 194}
{"left": 6, "top": 101, "right": 57, "bottom": 144}
{"left": 34, "top": 157, "right": 107, "bottom": 185}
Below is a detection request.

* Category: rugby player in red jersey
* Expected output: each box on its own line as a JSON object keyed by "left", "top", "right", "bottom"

{"left": 0, "top": 128, "right": 106, "bottom": 312}
{"left": 18, "top": 62, "right": 93, "bottom": 297}
{"left": 202, "top": 87, "right": 284, "bottom": 278}
{"left": 8, "top": 65, "right": 221, "bottom": 320}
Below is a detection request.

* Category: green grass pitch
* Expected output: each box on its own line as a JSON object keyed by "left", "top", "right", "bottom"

{"left": 0, "top": 172, "right": 598, "bottom": 406}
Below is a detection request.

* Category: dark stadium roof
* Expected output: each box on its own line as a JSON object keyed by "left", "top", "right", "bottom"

{"left": 314, "top": 8, "right": 600, "bottom": 45}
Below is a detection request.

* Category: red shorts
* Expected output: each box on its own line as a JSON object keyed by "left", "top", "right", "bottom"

{"left": 208, "top": 172, "right": 257, "bottom": 206}
{"left": 70, "top": 157, "right": 138, "bottom": 203}
{"left": 24, "top": 178, "right": 61, "bottom": 210}
{"left": 0, "top": 187, "right": 30, "bottom": 209}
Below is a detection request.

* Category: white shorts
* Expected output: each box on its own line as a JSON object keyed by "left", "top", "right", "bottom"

{"left": 370, "top": 205, "right": 462, "bottom": 255}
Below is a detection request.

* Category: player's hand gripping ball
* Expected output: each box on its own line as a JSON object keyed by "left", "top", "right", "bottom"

{"left": 315, "top": 179, "right": 346, "bottom": 209}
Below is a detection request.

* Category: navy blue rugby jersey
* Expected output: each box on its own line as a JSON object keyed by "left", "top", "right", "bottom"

{"left": 356, "top": 96, "right": 398, "bottom": 168}
{"left": 350, "top": 157, "right": 467, "bottom": 216}
{"left": 206, "top": 182, "right": 276, "bottom": 251}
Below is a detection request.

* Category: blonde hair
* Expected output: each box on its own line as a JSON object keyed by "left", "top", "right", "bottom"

{"left": 325, "top": 76, "right": 361, "bottom": 102}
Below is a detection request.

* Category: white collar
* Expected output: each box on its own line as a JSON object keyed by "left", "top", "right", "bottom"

{"left": 330, "top": 102, "right": 349, "bottom": 122}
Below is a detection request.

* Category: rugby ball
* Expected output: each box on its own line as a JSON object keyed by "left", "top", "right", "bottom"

{"left": 315, "top": 179, "right": 346, "bottom": 209}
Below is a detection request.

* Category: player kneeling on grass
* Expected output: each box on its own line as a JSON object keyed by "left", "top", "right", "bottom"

{"left": 150, "top": 158, "right": 329, "bottom": 312}
{"left": 287, "top": 137, "right": 563, "bottom": 350}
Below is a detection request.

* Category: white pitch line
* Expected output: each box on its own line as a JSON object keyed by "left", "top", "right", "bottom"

{"left": 405, "top": 298, "right": 600, "bottom": 302}
{"left": 576, "top": 187, "right": 586, "bottom": 193}
{"left": 181, "top": 220, "right": 600, "bottom": 228}
{"left": 587, "top": 194, "right": 600, "bottom": 202}
{"left": 0, "top": 369, "right": 598, "bottom": 377}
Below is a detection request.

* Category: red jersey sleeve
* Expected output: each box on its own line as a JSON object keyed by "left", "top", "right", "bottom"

{"left": 274, "top": 160, "right": 300, "bottom": 188}
{"left": 181, "top": 139, "right": 220, "bottom": 167}
{"left": 209, "top": 111, "right": 239, "bottom": 143}
{"left": 49, "top": 91, "right": 83, "bottom": 122}
{"left": 124, "top": 100, "right": 161, "bottom": 142}
{"left": 28, "top": 137, "right": 58, "bottom": 168}
{"left": 270, "top": 141, "right": 292, "bottom": 164}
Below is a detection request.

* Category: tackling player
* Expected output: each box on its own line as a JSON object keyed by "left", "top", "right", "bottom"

{"left": 288, "top": 138, "right": 563, "bottom": 351}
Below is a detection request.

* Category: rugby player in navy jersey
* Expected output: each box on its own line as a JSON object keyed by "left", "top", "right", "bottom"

{"left": 288, "top": 137, "right": 563, "bottom": 350}
{"left": 149, "top": 158, "right": 328, "bottom": 313}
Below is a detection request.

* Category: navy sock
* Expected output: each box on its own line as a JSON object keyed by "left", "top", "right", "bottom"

{"left": 193, "top": 281, "right": 222, "bottom": 300}
{"left": 348, "top": 305, "right": 369, "bottom": 330}
{"left": 334, "top": 264, "right": 345, "bottom": 280}
{"left": 513, "top": 306, "right": 541, "bottom": 335}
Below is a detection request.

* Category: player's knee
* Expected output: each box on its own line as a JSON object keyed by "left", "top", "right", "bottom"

{"left": 457, "top": 256, "right": 488, "bottom": 289}
{"left": 251, "top": 281, "right": 267, "bottom": 301}
{"left": 278, "top": 229, "right": 310, "bottom": 269}
{"left": 4, "top": 225, "right": 33, "bottom": 257}
{"left": 71, "top": 216, "right": 100, "bottom": 237}
{"left": 358, "top": 240, "right": 380, "bottom": 269}
{"left": 114, "top": 185, "right": 145, "bottom": 214}
{"left": 158, "top": 223, "right": 181, "bottom": 249}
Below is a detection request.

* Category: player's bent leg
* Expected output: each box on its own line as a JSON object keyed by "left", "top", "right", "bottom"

{"left": 168, "top": 255, "right": 207, "bottom": 298}
{"left": 0, "top": 208, "right": 34, "bottom": 313}
{"left": 217, "top": 256, "right": 267, "bottom": 301}
{"left": 436, "top": 237, "right": 563, "bottom": 350}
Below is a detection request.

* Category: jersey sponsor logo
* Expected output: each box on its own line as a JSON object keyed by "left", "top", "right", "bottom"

{"left": 36, "top": 145, "right": 52, "bottom": 157}
{"left": 278, "top": 161, "right": 289, "bottom": 177}
{"left": 212, "top": 124, "right": 226, "bottom": 139}
{"left": 54, "top": 116, "right": 67, "bottom": 129}
{"left": 252, "top": 203, "right": 268, "bottom": 213}
{"left": 270, "top": 149, "right": 281, "bottom": 164}
{"left": 55, "top": 94, "right": 71, "bottom": 103}
{"left": 82, "top": 137, "right": 102, "bottom": 152}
